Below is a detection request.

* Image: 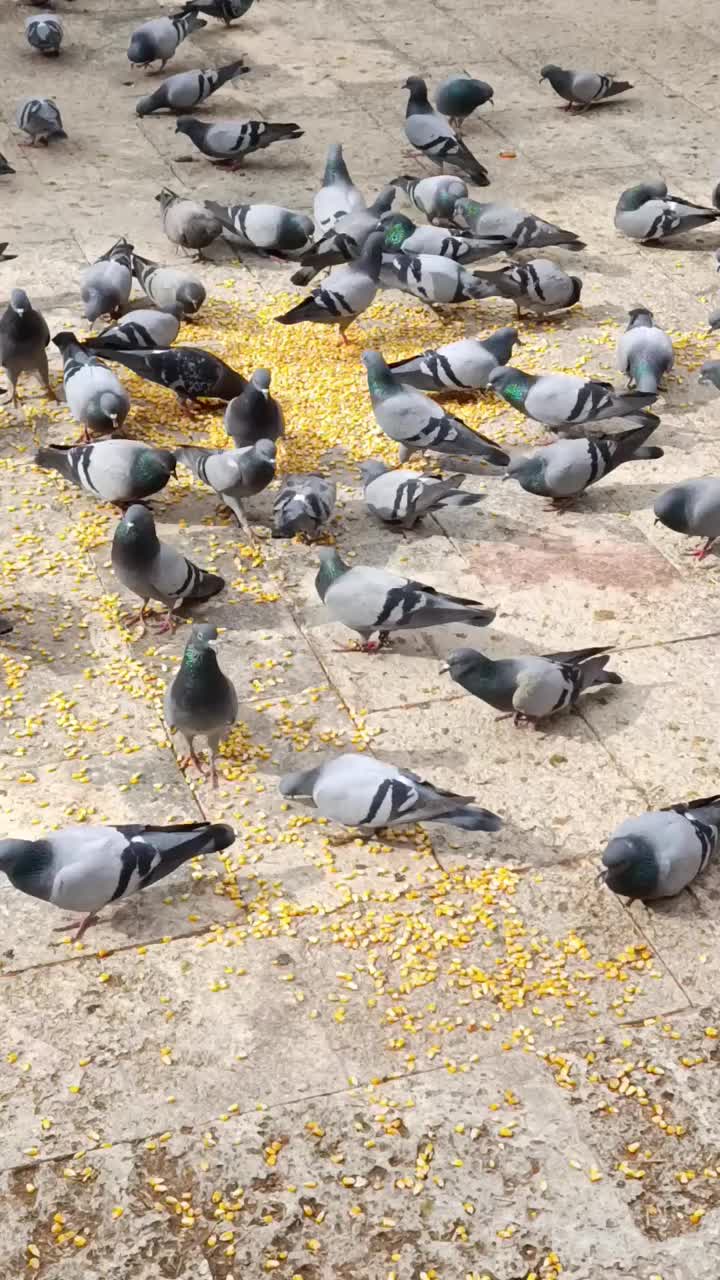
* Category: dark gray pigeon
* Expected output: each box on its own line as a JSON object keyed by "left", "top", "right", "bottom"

{"left": 600, "top": 796, "right": 720, "bottom": 901}
{"left": 0, "top": 289, "right": 52, "bottom": 408}
{"left": 80, "top": 239, "right": 133, "bottom": 324}
{"left": 614, "top": 181, "right": 720, "bottom": 242}
{"left": 164, "top": 625, "right": 238, "bottom": 787}
{"left": 616, "top": 306, "right": 673, "bottom": 393}
{"left": 272, "top": 474, "right": 336, "bottom": 539}
{"left": 403, "top": 76, "right": 489, "bottom": 186}
{"left": 35, "top": 440, "right": 176, "bottom": 504}
{"left": 382, "top": 212, "right": 513, "bottom": 263}
{"left": 111, "top": 504, "right": 225, "bottom": 634}
{"left": 653, "top": 478, "right": 720, "bottom": 560}
{"left": 136, "top": 60, "right": 248, "bottom": 115}
{"left": 175, "top": 116, "right": 303, "bottom": 167}
{"left": 0, "top": 820, "right": 235, "bottom": 939}
{"left": 276, "top": 232, "right": 384, "bottom": 341}
{"left": 156, "top": 188, "right": 221, "bottom": 256}
{"left": 224, "top": 369, "right": 283, "bottom": 446}
{"left": 540, "top": 65, "right": 632, "bottom": 110}
{"left": 452, "top": 198, "right": 585, "bottom": 251}
{"left": 177, "top": 439, "right": 276, "bottom": 535}
{"left": 315, "top": 546, "right": 495, "bottom": 651}
{"left": 435, "top": 76, "right": 494, "bottom": 133}
{"left": 127, "top": 10, "right": 206, "bottom": 70}
{"left": 89, "top": 344, "right": 247, "bottom": 410}
{"left": 442, "top": 645, "right": 621, "bottom": 726}
{"left": 388, "top": 327, "right": 520, "bottom": 392}
{"left": 205, "top": 200, "right": 314, "bottom": 255}
{"left": 488, "top": 365, "right": 657, "bottom": 433}
{"left": 53, "top": 332, "right": 130, "bottom": 440}
{"left": 16, "top": 96, "right": 66, "bottom": 144}
{"left": 25, "top": 13, "right": 63, "bottom": 55}
{"left": 132, "top": 252, "right": 206, "bottom": 318}
{"left": 506, "top": 420, "right": 663, "bottom": 505}
{"left": 469, "top": 258, "right": 582, "bottom": 316}
{"left": 82, "top": 308, "right": 181, "bottom": 352}
{"left": 361, "top": 460, "right": 483, "bottom": 529}
{"left": 390, "top": 175, "right": 468, "bottom": 225}
{"left": 182, "top": 0, "right": 255, "bottom": 24}
{"left": 313, "top": 143, "right": 366, "bottom": 234}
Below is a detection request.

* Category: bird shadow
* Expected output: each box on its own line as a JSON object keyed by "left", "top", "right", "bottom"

{"left": 588, "top": 480, "right": 671, "bottom": 514}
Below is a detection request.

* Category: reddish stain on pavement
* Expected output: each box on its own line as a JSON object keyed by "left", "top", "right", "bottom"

{"left": 467, "top": 537, "right": 680, "bottom": 590}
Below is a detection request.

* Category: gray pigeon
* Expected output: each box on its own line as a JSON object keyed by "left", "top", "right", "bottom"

{"left": 388, "top": 327, "right": 520, "bottom": 392}
{"left": 315, "top": 546, "right": 495, "bottom": 651}
{"left": 182, "top": 0, "right": 255, "bottom": 24}
{"left": 361, "top": 460, "right": 483, "bottom": 529}
{"left": 156, "top": 188, "right": 221, "bottom": 256}
{"left": 132, "top": 252, "right": 206, "bottom": 318}
{"left": 653, "top": 478, "right": 720, "bottom": 560}
{"left": 80, "top": 239, "right": 134, "bottom": 324}
{"left": 313, "top": 143, "right": 366, "bottom": 234}
{"left": 451, "top": 198, "right": 585, "bottom": 251}
{"left": 540, "top": 65, "right": 633, "bottom": 110}
{"left": 276, "top": 232, "right": 384, "bottom": 341}
{"left": 379, "top": 251, "right": 500, "bottom": 306}
{"left": 390, "top": 175, "right": 468, "bottom": 225}
{"left": 442, "top": 645, "right": 621, "bottom": 726}
{"left": 53, "top": 332, "right": 130, "bottom": 440}
{"left": 0, "top": 289, "right": 52, "bottom": 408}
{"left": 291, "top": 188, "right": 395, "bottom": 285}
{"left": 435, "top": 76, "right": 494, "bottom": 133}
{"left": 616, "top": 306, "right": 673, "bottom": 393}
{"left": 488, "top": 365, "right": 657, "bottom": 433}
{"left": 614, "top": 181, "right": 720, "bottom": 242}
{"left": 0, "top": 821, "right": 235, "bottom": 940}
{"left": 382, "top": 212, "right": 513, "bottom": 263}
{"left": 272, "top": 474, "right": 336, "bottom": 539}
{"left": 403, "top": 76, "right": 489, "bottom": 186}
{"left": 136, "top": 60, "right": 248, "bottom": 115}
{"left": 506, "top": 421, "right": 663, "bottom": 505}
{"left": 88, "top": 344, "right": 246, "bottom": 410}
{"left": 279, "top": 753, "right": 502, "bottom": 841}
{"left": 164, "top": 625, "right": 238, "bottom": 787}
{"left": 111, "top": 504, "right": 225, "bottom": 634}
{"left": 25, "top": 12, "right": 63, "bottom": 55}
{"left": 600, "top": 796, "right": 720, "bottom": 901}
{"left": 16, "top": 97, "right": 66, "bottom": 145}
{"left": 83, "top": 309, "right": 182, "bottom": 352}
{"left": 35, "top": 440, "right": 176, "bottom": 504}
{"left": 362, "top": 350, "right": 509, "bottom": 465}
{"left": 127, "top": 10, "right": 206, "bottom": 71}
{"left": 175, "top": 116, "right": 303, "bottom": 167}
{"left": 224, "top": 369, "right": 284, "bottom": 447}
{"left": 177, "top": 439, "right": 276, "bottom": 535}
{"left": 469, "top": 258, "right": 582, "bottom": 316}
{"left": 205, "top": 201, "right": 314, "bottom": 255}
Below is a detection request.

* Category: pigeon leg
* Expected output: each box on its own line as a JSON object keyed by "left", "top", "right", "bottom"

{"left": 36, "top": 351, "right": 56, "bottom": 400}
{"left": 151, "top": 604, "right": 180, "bottom": 635}
{"left": 223, "top": 493, "right": 253, "bottom": 538}
{"left": 546, "top": 497, "right": 577, "bottom": 513}
{"left": 120, "top": 600, "right": 150, "bottom": 636}
{"left": 53, "top": 912, "right": 101, "bottom": 941}
{"left": 513, "top": 712, "right": 542, "bottom": 730}
{"left": 689, "top": 538, "right": 717, "bottom": 560}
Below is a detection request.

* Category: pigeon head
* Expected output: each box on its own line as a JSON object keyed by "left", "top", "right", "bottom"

{"left": 186, "top": 623, "right": 219, "bottom": 654}
{"left": 484, "top": 327, "right": 521, "bottom": 360}
{"left": 128, "top": 32, "right": 156, "bottom": 66}
{"left": 116, "top": 504, "right": 160, "bottom": 554}
{"left": 433, "top": 188, "right": 462, "bottom": 220}
{"left": 699, "top": 361, "right": 720, "bottom": 390}
{"left": 361, "top": 349, "right": 393, "bottom": 398}
{"left": 135, "top": 447, "right": 176, "bottom": 486}
{"left": 315, "top": 546, "right": 349, "bottom": 600}
{"left": 52, "top": 330, "right": 79, "bottom": 353}
{"left": 0, "top": 838, "right": 37, "bottom": 876}
{"left": 250, "top": 369, "right": 271, "bottom": 395}
{"left": 279, "top": 766, "right": 321, "bottom": 798}
{"left": 616, "top": 181, "right": 667, "bottom": 212}
{"left": 135, "top": 92, "right": 157, "bottom": 118}
{"left": 487, "top": 366, "right": 531, "bottom": 408}
{"left": 600, "top": 834, "right": 658, "bottom": 899}
{"left": 155, "top": 188, "right": 177, "bottom": 209}
{"left": 10, "top": 289, "right": 31, "bottom": 315}
{"left": 627, "top": 305, "right": 653, "bottom": 327}
{"left": 403, "top": 76, "right": 428, "bottom": 98}
{"left": 359, "top": 459, "right": 389, "bottom": 485}
{"left": 176, "top": 281, "right": 206, "bottom": 315}
{"left": 440, "top": 647, "right": 490, "bottom": 679}
{"left": 653, "top": 484, "right": 691, "bottom": 533}
{"left": 175, "top": 117, "right": 202, "bottom": 139}
{"left": 388, "top": 175, "right": 413, "bottom": 194}
{"left": 539, "top": 64, "right": 562, "bottom": 81}
{"left": 82, "top": 289, "right": 107, "bottom": 324}
{"left": 253, "top": 438, "right": 277, "bottom": 462}
{"left": 383, "top": 213, "right": 415, "bottom": 248}
{"left": 87, "top": 392, "right": 128, "bottom": 431}
{"left": 506, "top": 452, "right": 546, "bottom": 492}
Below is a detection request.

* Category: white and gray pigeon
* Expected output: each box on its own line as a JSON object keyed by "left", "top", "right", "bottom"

{"left": 614, "top": 181, "right": 720, "bottom": 242}
{"left": 379, "top": 251, "right": 500, "bottom": 306}
{"left": 313, "top": 143, "right": 366, "bottom": 234}
{"left": 451, "top": 198, "right": 585, "bottom": 251}
{"left": 362, "top": 350, "right": 509, "bottom": 465}
{"left": 616, "top": 306, "right": 674, "bottom": 393}
{"left": 276, "top": 232, "right": 384, "bottom": 341}
{"left": 279, "top": 753, "right": 502, "bottom": 841}
{"left": 506, "top": 421, "right": 663, "bottom": 505}
{"left": 182, "top": 0, "right": 255, "bottom": 24}
{"left": 0, "top": 289, "right": 52, "bottom": 408}
{"left": 127, "top": 10, "right": 206, "bottom": 70}
{"left": 360, "top": 460, "right": 483, "bottom": 529}
{"left": 175, "top": 116, "right": 303, "bottom": 167}
{"left": 224, "top": 369, "right": 284, "bottom": 447}
{"left": 132, "top": 252, "right": 206, "bottom": 318}
{"left": 391, "top": 175, "right": 468, "bottom": 225}
{"left": 435, "top": 76, "right": 494, "bottom": 133}
{"left": 136, "top": 60, "right": 248, "bottom": 115}
{"left": 111, "top": 504, "right": 225, "bottom": 634}
{"left": 382, "top": 212, "right": 513, "bottom": 263}
{"left": 53, "top": 332, "right": 130, "bottom": 440}
{"left": 272, "top": 474, "right": 337, "bottom": 539}
{"left": 25, "top": 13, "right": 63, "bottom": 55}
{"left": 540, "top": 65, "right": 633, "bottom": 110}
{"left": 469, "top": 258, "right": 582, "bottom": 315}
{"left": 82, "top": 308, "right": 182, "bottom": 352}
{"left": 388, "top": 327, "right": 520, "bottom": 392}
{"left": 35, "top": 440, "right": 176, "bottom": 504}
{"left": 315, "top": 546, "right": 495, "bottom": 651}
{"left": 653, "top": 478, "right": 720, "bottom": 560}
{"left": 291, "top": 188, "right": 395, "bottom": 285}
{"left": 599, "top": 796, "right": 720, "bottom": 901}
{"left": 156, "top": 188, "right": 221, "bottom": 256}
{"left": 205, "top": 200, "right": 314, "bottom": 255}
{"left": 0, "top": 820, "right": 235, "bottom": 940}
{"left": 488, "top": 365, "right": 657, "bottom": 433}
{"left": 80, "top": 239, "right": 134, "bottom": 324}
{"left": 164, "top": 625, "right": 238, "bottom": 787}
{"left": 403, "top": 76, "right": 490, "bottom": 186}
{"left": 442, "top": 645, "right": 621, "bottom": 726}
{"left": 16, "top": 97, "right": 67, "bottom": 145}
{"left": 177, "top": 439, "right": 276, "bottom": 535}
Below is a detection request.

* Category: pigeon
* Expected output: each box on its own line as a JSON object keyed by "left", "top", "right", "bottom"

{"left": 175, "top": 117, "right": 303, "bottom": 167}
{"left": 164, "top": 625, "right": 238, "bottom": 787}
{"left": 279, "top": 753, "right": 502, "bottom": 841}
{"left": 435, "top": 76, "right": 494, "bottom": 133}
{"left": 35, "top": 440, "right": 176, "bottom": 505}
{"left": 53, "top": 332, "right": 131, "bottom": 440}
{"left": 89, "top": 345, "right": 246, "bottom": 410}
{"left": 616, "top": 306, "right": 674, "bottom": 394}
{"left": 468, "top": 259, "right": 582, "bottom": 316}
{"left": 82, "top": 309, "right": 182, "bottom": 352}
{"left": 0, "top": 821, "right": 236, "bottom": 940}
{"left": 315, "top": 546, "right": 495, "bottom": 651}
{"left": 156, "top": 188, "right": 221, "bottom": 256}
{"left": 313, "top": 143, "right": 366, "bottom": 234}
{"left": 136, "top": 60, "right": 249, "bottom": 115}
{"left": 699, "top": 360, "right": 720, "bottom": 394}
{"left": 276, "top": 231, "right": 384, "bottom": 341}
{"left": 506, "top": 421, "right": 663, "bottom": 505}
{"left": 0, "top": 289, "right": 52, "bottom": 408}
{"left": 0, "top": 154, "right": 15, "bottom": 177}
{"left": 80, "top": 239, "right": 134, "bottom": 324}
{"left": 382, "top": 212, "right": 513, "bottom": 263}
{"left": 224, "top": 369, "right": 283, "bottom": 447}
{"left": 451, "top": 198, "right": 586, "bottom": 251}
{"left": 25, "top": 12, "right": 63, "bottom": 55}
{"left": 127, "top": 10, "right": 206, "bottom": 71}
{"left": 272, "top": 474, "right": 336, "bottom": 539}
{"left": 614, "top": 181, "right": 720, "bottom": 242}
{"left": 653, "top": 478, "right": 720, "bottom": 560}
{"left": 362, "top": 350, "right": 509, "bottom": 465}
{"left": 176, "top": 439, "right": 276, "bottom": 535}
{"left": 112, "top": 504, "right": 225, "bottom": 633}
{"left": 403, "top": 76, "right": 490, "bottom": 186}
{"left": 391, "top": 175, "right": 468, "bottom": 224}
{"left": 380, "top": 251, "right": 500, "bottom": 306}
{"left": 360, "top": 461, "right": 483, "bottom": 529}
{"left": 442, "top": 645, "right": 621, "bottom": 726}
{"left": 291, "top": 188, "right": 395, "bottom": 285}
{"left": 182, "top": 0, "right": 255, "bottom": 23}
{"left": 388, "top": 327, "right": 520, "bottom": 392}
{"left": 488, "top": 365, "right": 657, "bottom": 433}
{"left": 540, "top": 64, "right": 633, "bottom": 111}
{"left": 204, "top": 200, "right": 314, "bottom": 255}
{"left": 132, "top": 252, "right": 206, "bottom": 318}
{"left": 16, "top": 97, "right": 66, "bottom": 145}
{"left": 599, "top": 796, "right": 720, "bottom": 901}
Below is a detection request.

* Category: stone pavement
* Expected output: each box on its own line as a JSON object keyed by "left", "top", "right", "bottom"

{"left": 2, "top": 1, "right": 720, "bottom": 1277}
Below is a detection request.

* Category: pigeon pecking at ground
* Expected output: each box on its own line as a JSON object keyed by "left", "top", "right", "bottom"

{"left": 451, "top": 197, "right": 585, "bottom": 251}
{"left": 403, "top": 76, "right": 490, "bottom": 186}
{"left": 127, "top": 10, "right": 206, "bottom": 71}
{"left": 224, "top": 369, "right": 284, "bottom": 446}
{"left": 442, "top": 645, "right": 622, "bottom": 727}
{"left": 111, "top": 504, "right": 225, "bottom": 634}
{"left": 388, "top": 327, "right": 520, "bottom": 392}
{"left": 177, "top": 440, "right": 276, "bottom": 536}
{"left": 360, "top": 461, "right": 483, "bottom": 529}
{"left": 156, "top": 188, "right": 221, "bottom": 257}
{"left": 653, "top": 477, "right": 720, "bottom": 560}
{"left": 272, "top": 475, "right": 337, "bottom": 539}
{"left": 435, "top": 75, "right": 494, "bottom": 133}
{"left": 132, "top": 252, "right": 206, "bottom": 318}
{"left": 380, "top": 250, "right": 505, "bottom": 307}
{"left": 539, "top": 65, "right": 633, "bottom": 111}
{"left": 488, "top": 365, "right": 658, "bottom": 434}
{"left": 506, "top": 420, "right": 663, "bottom": 507}
{"left": 616, "top": 306, "right": 674, "bottom": 393}
{"left": 164, "top": 624, "right": 238, "bottom": 787}
{"left": 205, "top": 201, "right": 314, "bottom": 255}
{"left": 614, "top": 180, "right": 720, "bottom": 242}
{"left": 53, "top": 332, "right": 130, "bottom": 440}
{"left": 82, "top": 309, "right": 182, "bottom": 352}
{"left": 599, "top": 796, "right": 720, "bottom": 901}
{"left": 136, "top": 61, "right": 249, "bottom": 115}
{"left": 175, "top": 117, "right": 303, "bottom": 167}
{"left": 80, "top": 239, "right": 134, "bottom": 324}
{"left": 35, "top": 440, "right": 177, "bottom": 505}
{"left": 390, "top": 174, "right": 468, "bottom": 224}
{"left": 382, "top": 212, "right": 513, "bottom": 263}
{"left": 25, "top": 12, "right": 63, "bottom": 55}
{"left": 16, "top": 96, "right": 66, "bottom": 145}
{"left": 468, "top": 258, "right": 582, "bottom": 316}
{"left": 89, "top": 344, "right": 247, "bottom": 410}
{"left": 0, "top": 289, "right": 53, "bottom": 409}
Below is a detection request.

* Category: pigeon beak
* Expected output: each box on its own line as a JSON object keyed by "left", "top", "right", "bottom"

{"left": 501, "top": 472, "right": 510, "bottom": 482}
{"left": 438, "top": 663, "right": 449, "bottom": 675}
